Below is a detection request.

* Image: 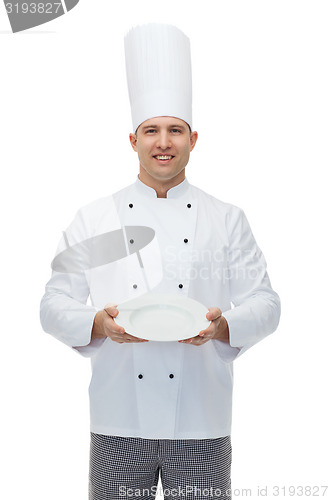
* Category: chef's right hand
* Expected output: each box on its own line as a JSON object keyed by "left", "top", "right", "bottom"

{"left": 91, "top": 303, "right": 148, "bottom": 344}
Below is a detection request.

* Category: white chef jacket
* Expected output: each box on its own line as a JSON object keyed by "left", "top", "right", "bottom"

{"left": 40, "top": 176, "right": 280, "bottom": 439}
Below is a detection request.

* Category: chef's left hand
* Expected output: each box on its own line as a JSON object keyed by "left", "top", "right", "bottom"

{"left": 179, "top": 307, "right": 229, "bottom": 346}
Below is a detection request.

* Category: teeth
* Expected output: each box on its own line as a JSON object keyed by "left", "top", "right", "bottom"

{"left": 155, "top": 155, "right": 173, "bottom": 160}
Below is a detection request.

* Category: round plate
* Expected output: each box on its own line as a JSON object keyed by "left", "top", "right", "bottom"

{"left": 117, "top": 293, "right": 211, "bottom": 341}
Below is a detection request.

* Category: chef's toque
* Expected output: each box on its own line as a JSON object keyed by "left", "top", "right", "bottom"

{"left": 124, "top": 23, "right": 192, "bottom": 132}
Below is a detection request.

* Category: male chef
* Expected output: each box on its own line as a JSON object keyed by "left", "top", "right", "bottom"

{"left": 40, "top": 23, "right": 281, "bottom": 500}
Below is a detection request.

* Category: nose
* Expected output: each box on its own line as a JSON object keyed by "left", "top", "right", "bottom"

{"left": 156, "top": 131, "right": 172, "bottom": 150}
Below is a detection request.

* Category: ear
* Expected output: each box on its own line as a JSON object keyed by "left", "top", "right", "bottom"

{"left": 189, "top": 131, "right": 198, "bottom": 152}
{"left": 129, "top": 133, "right": 138, "bottom": 152}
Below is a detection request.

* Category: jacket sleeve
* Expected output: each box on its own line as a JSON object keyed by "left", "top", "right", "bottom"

{"left": 214, "top": 206, "right": 281, "bottom": 362}
{"left": 40, "top": 208, "right": 104, "bottom": 358}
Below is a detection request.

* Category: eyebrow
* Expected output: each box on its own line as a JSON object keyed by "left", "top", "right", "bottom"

{"left": 141, "top": 124, "right": 186, "bottom": 131}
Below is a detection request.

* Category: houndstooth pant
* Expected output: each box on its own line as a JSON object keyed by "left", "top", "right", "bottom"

{"left": 89, "top": 433, "right": 232, "bottom": 500}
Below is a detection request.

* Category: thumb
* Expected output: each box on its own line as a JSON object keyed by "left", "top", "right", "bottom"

{"left": 207, "top": 307, "right": 222, "bottom": 320}
{"left": 104, "top": 302, "right": 119, "bottom": 317}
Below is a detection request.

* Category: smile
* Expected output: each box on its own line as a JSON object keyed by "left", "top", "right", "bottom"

{"left": 153, "top": 155, "right": 174, "bottom": 160}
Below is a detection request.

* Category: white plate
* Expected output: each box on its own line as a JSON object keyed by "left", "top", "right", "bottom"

{"left": 117, "top": 293, "right": 211, "bottom": 341}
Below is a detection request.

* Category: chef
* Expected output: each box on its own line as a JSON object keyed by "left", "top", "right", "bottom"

{"left": 40, "top": 23, "right": 281, "bottom": 500}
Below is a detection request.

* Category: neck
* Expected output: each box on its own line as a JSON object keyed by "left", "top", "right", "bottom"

{"left": 138, "top": 169, "right": 185, "bottom": 198}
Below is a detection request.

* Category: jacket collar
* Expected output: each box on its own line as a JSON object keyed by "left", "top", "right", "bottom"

{"left": 135, "top": 175, "right": 190, "bottom": 199}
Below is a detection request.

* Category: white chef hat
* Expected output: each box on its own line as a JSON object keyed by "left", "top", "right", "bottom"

{"left": 124, "top": 23, "right": 192, "bottom": 132}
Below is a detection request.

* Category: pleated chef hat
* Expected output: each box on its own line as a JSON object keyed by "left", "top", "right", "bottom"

{"left": 124, "top": 23, "right": 192, "bottom": 132}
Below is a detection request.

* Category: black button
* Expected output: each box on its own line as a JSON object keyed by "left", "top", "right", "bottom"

{"left": 133, "top": 284, "right": 137, "bottom": 289}
{"left": 129, "top": 203, "right": 133, "bottom": 208}
{"left": 187, "top": 203, "right": 191, "bottom": 208}
{"left": 130, "top": 239, "right": 134, "bottom": 244}
{"left": 178, "top": 284, "right": 183, "bottom": 289}
{"left": 184, "top": 238, "right": 188, "bottom": 243}
{"left": 169, "top": 373, "right": 174, "bottom": 379}
{"left": 138, "top": 374, "right": 143, "bottom": 379}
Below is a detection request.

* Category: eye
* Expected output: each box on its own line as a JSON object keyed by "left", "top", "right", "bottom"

{"left": 145, "top": 129, "right": 156, "bottom": 134}
{"left": 171, "top": 128, "right": 182, "bottom": 134}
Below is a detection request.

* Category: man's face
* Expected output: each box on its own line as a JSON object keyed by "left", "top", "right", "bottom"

{"left": 129, "top": 116, "right": 198, "bottom": 186}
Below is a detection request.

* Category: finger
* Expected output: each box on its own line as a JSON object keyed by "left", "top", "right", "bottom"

{"left": 104, "top": 315, "right": 126, "bottom": 336}
{"left": 112, "top": 332, "right": 148, "bottom": 343}
{"left": 199, "top": 326, "right": 211, "bottom": 337}
{"left": 179, "top": 335, "right": 208, "bottom": 345}
{"left": 123, "top": 332, "right": 148, "bottom": 342}
{"left": 178, "top": 335, "right": 195, "bottom": 342}
{"left": 199, "top": 320, "right": 216, "bottom": 336}
{"left": 206, "top": 307, "right": 222, "bottom": 321}
{"left": 186, "top": 335, "right": 209, "bottom": 346}
{"left": 104, "top": 304, "right": 119, "bottom": 318}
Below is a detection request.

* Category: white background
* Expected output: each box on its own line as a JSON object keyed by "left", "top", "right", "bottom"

{"left": 1, "top": 1, "right": 328, "bottom": 499}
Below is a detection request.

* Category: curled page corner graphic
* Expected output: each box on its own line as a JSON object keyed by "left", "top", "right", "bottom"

{"left": 64, "top": 0, "right": 79, "bottom": 11}
{"left": 4, "top": 0, "right": 80, "bottom": 33}
{"left": 51, "top": 226, "right": 159, "bottom": 293}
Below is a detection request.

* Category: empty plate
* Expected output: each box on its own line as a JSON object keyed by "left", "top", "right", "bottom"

{"left": 117, "top": 293, "right": 211, "bottom": 341}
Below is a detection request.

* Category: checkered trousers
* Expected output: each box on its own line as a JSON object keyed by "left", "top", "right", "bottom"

{"left": 89, "top": 433, "right": 232, "bottom": 500}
